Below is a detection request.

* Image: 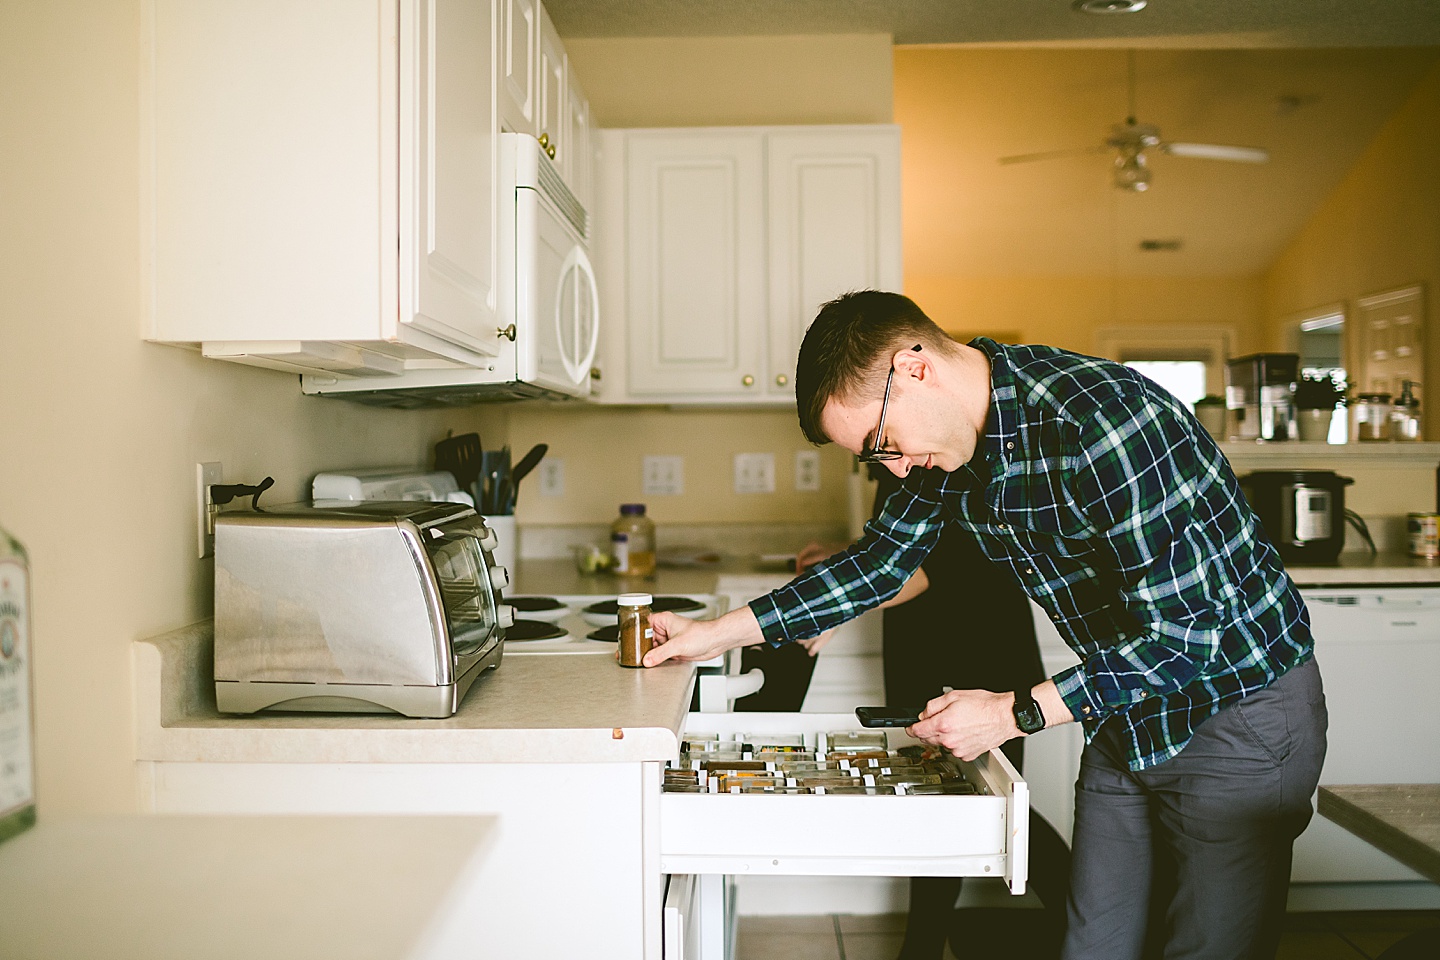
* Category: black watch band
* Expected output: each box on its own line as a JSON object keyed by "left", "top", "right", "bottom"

{"left": 1012, "top": 687, "right": 1046, "bottom": 735}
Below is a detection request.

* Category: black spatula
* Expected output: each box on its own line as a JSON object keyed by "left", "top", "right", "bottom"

{"left": 434, "top": 432, "right": 483, "bottom": 501}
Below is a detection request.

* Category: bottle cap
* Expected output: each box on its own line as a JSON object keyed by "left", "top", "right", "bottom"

{"left": 618, "top": 592, "right": 653, "bottom": 606}
{"left": 620, "top": 503, "right": 647, "bottom": 515}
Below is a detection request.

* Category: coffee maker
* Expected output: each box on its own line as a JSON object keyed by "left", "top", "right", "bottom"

{"left": 1226, "top": 353, "right": 1299, "bottom": 441}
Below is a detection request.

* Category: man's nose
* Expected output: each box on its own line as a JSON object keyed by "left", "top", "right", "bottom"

{"left": 885, "top": 458, "right": 911, "bottom": 478}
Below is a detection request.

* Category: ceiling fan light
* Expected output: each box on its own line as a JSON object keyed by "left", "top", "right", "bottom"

{"left": 1114, "top": 150, "right": 1151, "bottom": 191}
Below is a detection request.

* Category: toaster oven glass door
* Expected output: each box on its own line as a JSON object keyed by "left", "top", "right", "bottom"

{"left": 425, "top": 521, "right": 500, "bottom": 657}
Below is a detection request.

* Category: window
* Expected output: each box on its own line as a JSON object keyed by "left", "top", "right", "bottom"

{"left": 1123, "top": 360, "right": 1208, "bottom": 409}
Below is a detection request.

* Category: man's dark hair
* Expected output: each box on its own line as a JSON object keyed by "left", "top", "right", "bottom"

{"left": 794, "top": 290, "right": 956, "bottom": 445}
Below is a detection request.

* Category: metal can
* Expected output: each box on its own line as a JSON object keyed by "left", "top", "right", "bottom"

{"left": 1407, "top": 513, "right": 1440, "bottom": 558}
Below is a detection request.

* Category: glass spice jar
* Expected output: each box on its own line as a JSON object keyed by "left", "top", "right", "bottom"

{"left": 609, "top": 504, "right": 656, "bottom": 578}
{"left": 617, "top": 592, "right": 653, "bottom": 668}
{"left": 1352, "top": 393, "right": 1393, "bottom": 442}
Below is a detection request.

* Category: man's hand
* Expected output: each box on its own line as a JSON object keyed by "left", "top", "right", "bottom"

{"left": 642, "top": 606, "right": 765, "bottom": 667}
{"left": 906, "top": 689, "right": 1019, "bottom": 761}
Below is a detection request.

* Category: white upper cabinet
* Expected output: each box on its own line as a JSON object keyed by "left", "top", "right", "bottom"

{"left": 624, "top": 131, "right": 769, "bottom": 398}
{"left": 564, "top": 70, "right": 594, "bottom": 213}
{"left": 144, "top": 0, "right": 592, "bottom": 383}
{"left": 765, "top": 128, "right": 902, "bottom": 400}
{"left": 601, "top": 125, "right": 902, "bottom": 404}
{"left": 498, "top": 0, "right": 538, "bottom": 136}
{"left": 536, "top": 5, "right": 566, "bottom": 170}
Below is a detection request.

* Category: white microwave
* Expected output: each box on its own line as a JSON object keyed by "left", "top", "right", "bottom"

{"left": 303, "top": 134, "right": 599, "bottom": 405}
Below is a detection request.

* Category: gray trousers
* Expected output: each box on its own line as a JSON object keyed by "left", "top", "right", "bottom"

{"left": 1062, "top": 657, "right": 1328, "bottom": 960}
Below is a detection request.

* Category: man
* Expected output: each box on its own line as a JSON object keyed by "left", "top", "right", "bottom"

{"left": 644, "top": 290, "right": 1328, "bottom": 960}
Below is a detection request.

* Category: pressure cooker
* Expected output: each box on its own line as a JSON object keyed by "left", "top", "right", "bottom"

{"left": 1239, "top": 470, "right": 1354, "bottom": 565}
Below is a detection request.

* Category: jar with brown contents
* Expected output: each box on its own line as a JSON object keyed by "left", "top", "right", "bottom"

{"left": 617, "top": 592, "right": 653, "bottom": 668}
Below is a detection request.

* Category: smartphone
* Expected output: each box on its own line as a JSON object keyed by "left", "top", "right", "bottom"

{"left": 855, "top": 706, "right": 924, "bottom": 728}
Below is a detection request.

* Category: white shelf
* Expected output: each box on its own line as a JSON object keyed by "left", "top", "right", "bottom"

{"left": 1219, "top": 441, "right": 1440, "bottom": 467}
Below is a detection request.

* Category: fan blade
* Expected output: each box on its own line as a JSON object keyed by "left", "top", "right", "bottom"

{"left": 1161, "top": 141, "right": 1269, "bottom": 164}
{"left": 999, "top": 145, "right": 1109, "bottom": 166}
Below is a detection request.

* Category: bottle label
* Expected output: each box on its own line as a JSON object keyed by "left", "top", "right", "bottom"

{"left": 611, "top": 532, "right": 630, "bottom": 573}
{"left": 0, "top": 558, "right": 34, "bottom": 819}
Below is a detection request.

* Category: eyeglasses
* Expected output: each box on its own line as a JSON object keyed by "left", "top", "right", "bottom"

{"left": 857, "top": 345, "right": 921, "bottom": 463}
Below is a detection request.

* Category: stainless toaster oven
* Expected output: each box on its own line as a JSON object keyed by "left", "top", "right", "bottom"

{"left": 214, "top": 501, "right": 512, "bottom": 718}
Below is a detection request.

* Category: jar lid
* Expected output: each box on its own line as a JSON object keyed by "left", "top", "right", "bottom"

{"left": 618, "top": 592, "right": 653, "bottom": 606}
{"left": 620, "top": 503, "right": 647, "bottom": 515}
{"left": 1355, "top": 392, "right": 1392, "bottom": 402}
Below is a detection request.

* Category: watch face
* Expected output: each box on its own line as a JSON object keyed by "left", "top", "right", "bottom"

{"left": 1013, "top": 695, "right": 1046, "bottom": 734}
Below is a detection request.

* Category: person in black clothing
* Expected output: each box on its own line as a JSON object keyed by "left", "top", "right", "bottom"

{"left": 870, "top": 466, "right": 1071, "bottom": 959}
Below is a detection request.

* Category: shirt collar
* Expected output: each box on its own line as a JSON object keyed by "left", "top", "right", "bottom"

{"left": 966, "top": 337, "right": 1020, "bottom": 486}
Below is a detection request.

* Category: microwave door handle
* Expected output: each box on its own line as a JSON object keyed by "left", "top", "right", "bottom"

{"left": 557, "top": 246, "right": 600, "bottom": 385}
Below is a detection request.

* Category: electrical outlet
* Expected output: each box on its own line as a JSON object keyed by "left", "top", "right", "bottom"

{"left": 643, "top": 455, "right": 684, "bottom": 496}
{"left": 733, "top": 452, "right": 775, "bottom": 494}
{"left": 196, "top": 461, "right": 222, "bottom": 559}
{"left": 794, "top": 450, "right": 821, "bottom": 492}
{"left": 538, "top": 458, "right": 565, "bottom": 497}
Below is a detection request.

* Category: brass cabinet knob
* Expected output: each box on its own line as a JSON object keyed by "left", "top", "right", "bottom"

{"left": 775, "top": 374, "right": 788, "bottom": 386}
{"left": 497, "top": 324, "right": 517, "bottom": 342}
{"left": 538, "top": 132, "right": 550, "bottom": 148}
{"left": 590, "top": 366, "right": 602, "bottom": 380}
{"left": 547, "top": 143, "right": 557, "bottom": 159}
{"left": 742, "top": 375, "right": 755, "bottom": 387}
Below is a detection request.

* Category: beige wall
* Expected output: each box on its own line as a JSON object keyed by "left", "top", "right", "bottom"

{"left": 1262, "top": 62, "right": 1440, "bottom": 429}
{"left": 514, "top": 35, "right": 894, "bottom": 529}
{"left": 0, "top": 3, "right": 504, "bottom": 813}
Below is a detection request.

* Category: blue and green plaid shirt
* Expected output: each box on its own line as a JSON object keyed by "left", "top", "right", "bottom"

{"left": 751, "top": 338, "right": 1314, "bottom": 771}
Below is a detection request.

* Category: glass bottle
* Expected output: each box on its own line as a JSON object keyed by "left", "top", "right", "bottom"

{"left": 1352, "top": 393, "right": 1392, "bottom": 442}
{"left": 1391, "top": 380, "right": 1422, "bottom": 442}
{"left": 617, "top": 593, "right": 653, "bottom": 668}
{"left": 0, "top": 524, "right": 35, "bottom": 845}
{"left": 610, "top": 504, "right": 656, "bottom": 577}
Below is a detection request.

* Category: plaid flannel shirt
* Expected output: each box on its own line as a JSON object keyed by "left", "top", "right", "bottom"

{"left": 751, "top": 338, "right": 1313, "bottom": 771}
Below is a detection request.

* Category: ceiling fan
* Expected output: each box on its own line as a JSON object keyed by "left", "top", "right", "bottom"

{"left": 998, "top": 51, "right": 1270, "bottom": 191}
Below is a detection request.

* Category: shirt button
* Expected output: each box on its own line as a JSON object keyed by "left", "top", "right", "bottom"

{"left": 1025, "top": 567, "right": 1034, "bottom": 575}
{"left": 999, "top": 523, "right": 1010, "bottom": 531}
{"left": 1081, "top": 706, "right": 1092, "bottom": 715}
{"left": 1006, "top": 442, "right": 1015, "bottom": 450}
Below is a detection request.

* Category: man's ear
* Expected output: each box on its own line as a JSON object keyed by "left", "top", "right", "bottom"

{"left": 892, "top": 345, "right": 928, "bottom": 382}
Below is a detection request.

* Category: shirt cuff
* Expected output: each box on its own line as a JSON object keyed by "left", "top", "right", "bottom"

{"left": 1052, "top": 663, "right": 1105, "bottom": 724}
{"left": 747, "top": 596, "right": 792, "bottom": 647}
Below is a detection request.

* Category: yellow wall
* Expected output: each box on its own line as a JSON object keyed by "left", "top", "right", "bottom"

{"left": 513, "top": 35, "right": 894, "bottom": 529}
{"left": 0, "top": 3, "right": 504, "bottom": 813}
{"left": 907, "top": 274, "right": 1265, "bottom": 356}
{"left": 1262, "top": 62, "right": 1440, "bottom": 423}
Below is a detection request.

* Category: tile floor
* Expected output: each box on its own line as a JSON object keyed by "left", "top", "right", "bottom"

{"left": 735, "top": 911, "right": 1440, "bottom": 960}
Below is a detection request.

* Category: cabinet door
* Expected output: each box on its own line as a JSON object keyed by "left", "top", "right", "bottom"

{"left": 625, "top": 132, "right": 768, "bottom": 398}
{"left": 765, "top": 127, "right": 903, "bottom": 399}
{"left": 565, "top": 69, "right": 594, "bottom": 213}
{"left": 399, "top": 0, "right": 503, "bottom": 355}
{"left": 498, "top": 0, "right": 538, "bottom": 136}
{"left": 536, "top": 4, "right": 566, "bottom": 169}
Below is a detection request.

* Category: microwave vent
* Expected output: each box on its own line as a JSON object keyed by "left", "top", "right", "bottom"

{"left": 535, "top": 152, "right": 588, "bottom": 239}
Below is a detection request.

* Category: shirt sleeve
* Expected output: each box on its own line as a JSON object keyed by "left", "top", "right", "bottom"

{"left": 1049, "top": 387, "right": 1233, "bottom": 722}
{"left": 748, "top": 475, "right": 946, "bottom": 646}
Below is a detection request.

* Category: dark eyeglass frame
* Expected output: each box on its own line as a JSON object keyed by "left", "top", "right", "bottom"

{"left": 857, "top": 344, "right": 922, "bottom": 463}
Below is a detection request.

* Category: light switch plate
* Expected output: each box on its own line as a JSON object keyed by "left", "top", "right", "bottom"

{"left": 733, "top": 452, "right": 775, "bottom": 494}
{"left": 794, "top": 450, "right": 821, "bottom": 492}
{"left": 643, "top": 455, "right": 684, "bottom": 496}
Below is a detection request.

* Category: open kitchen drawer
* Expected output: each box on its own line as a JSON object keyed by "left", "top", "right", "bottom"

{"left": 660, "top": 712, "right": 1028, "bottom": 891}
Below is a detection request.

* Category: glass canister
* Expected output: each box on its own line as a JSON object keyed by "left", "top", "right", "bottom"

{"left": 1391, "top": 381, "right": 1422, "bottom": 442}
{"left": 617, "top": 592, "right": 654, "bottom": 668}
{"left": 0, "top": 524, "right": 35, "bottom": 845}
{"left": 610, "top": 504, "right": 656, "bottom": 577}
{"left": 1352, "top": 393, "right": 1392, "bottom": 442}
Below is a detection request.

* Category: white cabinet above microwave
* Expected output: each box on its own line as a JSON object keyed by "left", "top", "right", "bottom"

{"left": 142, "top": 0, "right": 595, "bottom": 404}
{"left": 591, "top": 125, "right": 901, "bottom": 405}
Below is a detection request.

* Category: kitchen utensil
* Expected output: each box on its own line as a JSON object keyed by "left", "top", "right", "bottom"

{"left": 434, "top": 433, "right": 483, "bottom": 497}
{"left": 507, "top": 444, "right": 547, "bottom": 510}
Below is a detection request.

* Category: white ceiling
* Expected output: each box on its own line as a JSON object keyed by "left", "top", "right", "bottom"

{"left": 544, "top": 0, "right": 1440, "bottom": 47}
{"left": 548, "top": 2, "right": 1440, "bottom": 279}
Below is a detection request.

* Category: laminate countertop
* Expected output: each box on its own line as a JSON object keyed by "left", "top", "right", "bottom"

{"left": 133, "top": 621, "right": 696, "bottom": 765}
{"left": 0, "top": 814, "right": 497, "bottom": 960}
{"left": 1319, "top": 784, "right": 1440, "bottom": 884}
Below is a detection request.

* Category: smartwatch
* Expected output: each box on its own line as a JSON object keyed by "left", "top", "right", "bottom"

{"left": 1012, "top": 687, "right": 1046, "bottom": 735}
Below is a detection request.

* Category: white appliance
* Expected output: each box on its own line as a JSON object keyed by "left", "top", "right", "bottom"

{"left": 303, "top": 134, "right": 600, "bottom": 405}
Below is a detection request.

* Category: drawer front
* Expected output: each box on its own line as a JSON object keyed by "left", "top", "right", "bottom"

{"left": 661, "top": 713, "right": 1028, "bottom": 893}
